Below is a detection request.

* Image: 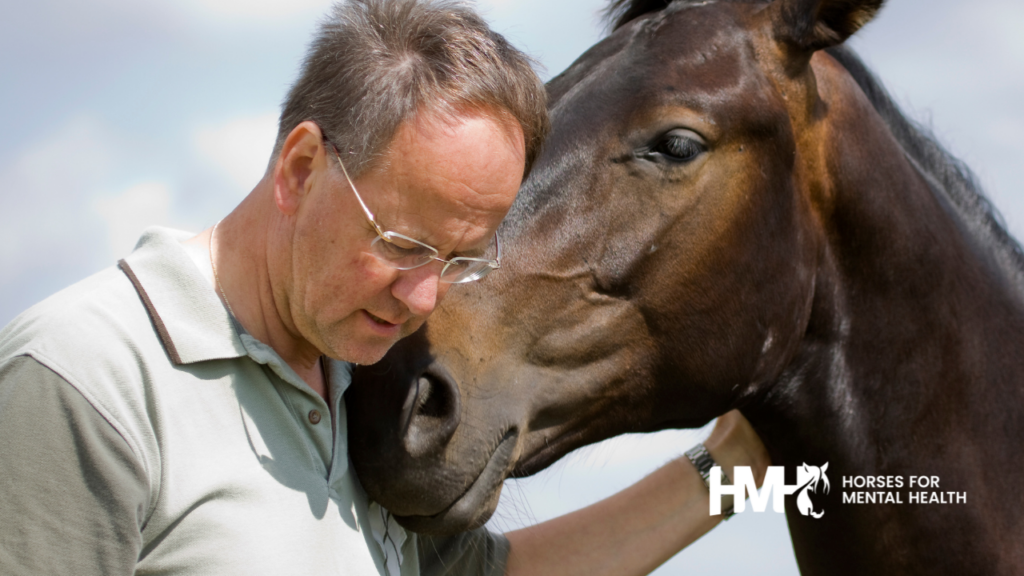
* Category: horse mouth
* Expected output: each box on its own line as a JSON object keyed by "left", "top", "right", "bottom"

{"left": 510, "top": 427, "right": 589, "bottom": 478}
{"left": 392, "top": 428, "right": 519, "bottom": 535}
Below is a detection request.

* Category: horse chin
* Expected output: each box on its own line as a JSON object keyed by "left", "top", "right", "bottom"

{"left": 391, "top": 429, "right": 519, "bottom": 536}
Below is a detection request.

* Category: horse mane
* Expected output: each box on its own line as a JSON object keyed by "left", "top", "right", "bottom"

{"left": 603, "top": 0, "right": 1024, "bottom": 282}
{"left": 823, "top": 45, "right": 1024, "bottom": 281}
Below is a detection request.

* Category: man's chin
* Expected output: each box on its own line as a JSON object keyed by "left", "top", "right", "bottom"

{"left": 333, "top": 338, "right": 396, "bottom": 366}
{"left": 322, "top": 313, "right": 426, "bottom": 365}
{"left": 332, "top": 328, "right": 416, "bottom": 366}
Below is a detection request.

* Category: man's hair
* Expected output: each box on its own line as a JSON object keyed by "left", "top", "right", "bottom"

{"left": 273, "top": 0, "right": 549, "bottom": 177}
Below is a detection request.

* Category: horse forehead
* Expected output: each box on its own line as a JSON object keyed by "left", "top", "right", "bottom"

{"left": 551, "top": 5, "right": 765, "bottom": 129}
{"left": 636, "top": 1, "right": 754, "bottom": 49}
{"left": 513, "top": 5, "right": 782, "bottom": 227}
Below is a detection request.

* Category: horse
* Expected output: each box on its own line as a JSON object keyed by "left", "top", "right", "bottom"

{"left": 345, "top": 0, "right": 1024, "bottom": 573}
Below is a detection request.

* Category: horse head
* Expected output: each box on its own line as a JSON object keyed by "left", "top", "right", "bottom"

{"left": 346, "top": 0, "right": 892, "bottom": 537}
{"left": 796, "top": 462, "right": 830, "bottom": 519}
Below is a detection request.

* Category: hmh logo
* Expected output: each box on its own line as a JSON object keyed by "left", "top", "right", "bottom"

{"left": 710, "top": 463, "right": 830, "bottom": 518}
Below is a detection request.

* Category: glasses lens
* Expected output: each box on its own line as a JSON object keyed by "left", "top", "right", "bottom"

{"left": 440, "top": 259, "right": 495, "bottom": 283}
{"left": 371, "top": 234, "right": 436, "bottom": 270}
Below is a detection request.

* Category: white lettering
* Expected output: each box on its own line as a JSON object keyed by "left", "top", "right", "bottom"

{"left": 710, "top": 466, "right": 799, "bottom": 514}
{"left": 905, "top": 490, "right": 967, "bottom": 504}
{"left": 910, "top": 475, "right": 939, "bottom": 488}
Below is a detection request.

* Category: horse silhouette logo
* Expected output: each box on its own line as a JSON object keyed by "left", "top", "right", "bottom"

{"left": 795, "top": 462, "right": 830, "bottom": 518}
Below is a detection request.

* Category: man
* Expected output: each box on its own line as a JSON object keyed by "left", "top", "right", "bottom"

{"left": 0, "top": 1, "right": 768, "bottom": 574}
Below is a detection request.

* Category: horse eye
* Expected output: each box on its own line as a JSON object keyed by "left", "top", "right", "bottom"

{"left": 647, "top": 130, "right": 706, "bottom": 163}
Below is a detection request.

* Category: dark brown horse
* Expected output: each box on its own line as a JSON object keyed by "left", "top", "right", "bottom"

{"left": 346, "top": 0, "right": 1024, "bottom": 573}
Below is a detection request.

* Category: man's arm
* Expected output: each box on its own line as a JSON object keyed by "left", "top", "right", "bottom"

{"left": 503, "top": 411, "right": 769, "bottom": 576}
{"left": 0, "top": 355, "right": 149, "bottom": 576}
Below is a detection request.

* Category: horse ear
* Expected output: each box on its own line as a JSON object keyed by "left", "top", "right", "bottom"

{"left": 772, "top": 0, "right": 885, "bottom": 53}
{"left": 821, "top": 462, "right": 829, "bottom": 473}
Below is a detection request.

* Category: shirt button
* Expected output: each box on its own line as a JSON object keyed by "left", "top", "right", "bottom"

{"left": 308, "top": 409, "right": 322, "bottom": 425}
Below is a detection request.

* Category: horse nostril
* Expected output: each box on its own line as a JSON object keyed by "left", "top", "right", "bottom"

{"left": 403, "top": 366, "right": 462, "bottom": 457}
{"left": 415, "top": 374, "right": 450, "bottom": 420}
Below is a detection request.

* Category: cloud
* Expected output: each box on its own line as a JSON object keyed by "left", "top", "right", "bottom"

{"left": 93, "top": 182, "right": 174, "bottom": 258}
{"left": 0, "top": 114, "right": 192, "bottom": 325}
{"left": 0, "top": 116, "right": 123, "bottom": 324}
{"left": 193, "top": 112, "right": 280, "bottom": 190}
{"left": 180, "top": 0, "right": 334, "bottom": 21}
{"left": 476, "top": 0, "right": 607, "bottom": 80}
{"left": 0, "top": 116, "right": 113, "bottom": 273}
{"left": 973, "top": 0, "right": 1024, "bottom": 63}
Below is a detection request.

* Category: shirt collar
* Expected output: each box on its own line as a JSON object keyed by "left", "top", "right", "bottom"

{"left": 119, "top": 226, "right": 247, "bottom": 365}
{"left": 237, "top": 330, "right": 353, "bottom": 397}
{"left": 117, "top": 226, "right": 354, "bottom": 397}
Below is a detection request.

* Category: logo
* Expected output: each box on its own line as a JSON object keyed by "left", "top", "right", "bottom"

{"left": 795, "top": 463, "right": 830, "bottom": 518}
{"left": 709, "top": 462, "right": 831, "bottom": 518}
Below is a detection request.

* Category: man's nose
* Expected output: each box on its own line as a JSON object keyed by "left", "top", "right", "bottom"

{"left": 391, "top": 262, "right": 445, "bottom": 317}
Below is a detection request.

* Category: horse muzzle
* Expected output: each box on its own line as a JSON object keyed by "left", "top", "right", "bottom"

{"left": 347, "top": 341, "right": 523, "bottom": 534}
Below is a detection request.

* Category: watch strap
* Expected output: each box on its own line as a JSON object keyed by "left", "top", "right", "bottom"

{"left": 684, "top": 443, "right": 735, "bottom": 519}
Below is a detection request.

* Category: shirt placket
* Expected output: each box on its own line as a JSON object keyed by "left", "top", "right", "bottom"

{"left": 241, "top": 335, "right": 336, "bottom": 478}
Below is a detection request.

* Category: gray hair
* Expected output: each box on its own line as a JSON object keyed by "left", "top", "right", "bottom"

{"left": 272, "top": 0, "right": 549, "bottom": 177}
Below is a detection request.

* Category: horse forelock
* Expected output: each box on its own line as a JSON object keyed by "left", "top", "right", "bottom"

{"left": 603, "top": 0, "right": 769, "bottom": 32}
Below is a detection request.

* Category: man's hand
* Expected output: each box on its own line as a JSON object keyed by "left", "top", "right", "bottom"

{"left": 705, "top": 409, "right": 771, "bottom": 488}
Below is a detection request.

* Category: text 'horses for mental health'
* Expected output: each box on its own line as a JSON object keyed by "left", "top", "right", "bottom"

{"left": 346, "top": 0, "right": 1024, "bottom": 573}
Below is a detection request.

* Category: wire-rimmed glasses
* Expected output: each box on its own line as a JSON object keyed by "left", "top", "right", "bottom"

{"left": 324, "top": 140, "right": 501, "bottom": 284}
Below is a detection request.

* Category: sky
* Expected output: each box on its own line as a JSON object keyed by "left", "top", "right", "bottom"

{"left": 1, "top": 0, "right": 1021, "bottom": 574}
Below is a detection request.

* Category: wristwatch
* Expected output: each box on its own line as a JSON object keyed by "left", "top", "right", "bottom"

{"left": 684, "top": 443, "right": 735, "bottom": 519}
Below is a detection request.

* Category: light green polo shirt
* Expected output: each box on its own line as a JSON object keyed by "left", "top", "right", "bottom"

{"left": 0, "top": 227, "right": 508, "bottom": 576}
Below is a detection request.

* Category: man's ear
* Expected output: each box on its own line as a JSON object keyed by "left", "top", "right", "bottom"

{"left": 273, "top": 121, "right": 325, "bottom": 216}
{"left": 773, "top": 0, "right": 884, "bottom": 53}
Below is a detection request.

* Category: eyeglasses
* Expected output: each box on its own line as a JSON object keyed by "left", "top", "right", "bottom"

{"left": 325, "top": 140, "right": 501, "bottom": 284}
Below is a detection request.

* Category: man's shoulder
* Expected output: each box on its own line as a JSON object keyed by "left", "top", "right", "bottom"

{"left": 0, "top": 263, "right": 170, "bottom": 475}
{"left": 0, "top": 262, "right": 172, "bottom": 429}
{"left": 0, "top": 263, "right": 155, "bottom": 370}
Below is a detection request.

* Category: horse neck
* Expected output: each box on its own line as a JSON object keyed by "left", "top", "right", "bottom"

{"left": 757, "top": 52, "right": 1024, "bottom": 484}
{"left": 743, "top": 53, "right": 1024, "bottom": 576}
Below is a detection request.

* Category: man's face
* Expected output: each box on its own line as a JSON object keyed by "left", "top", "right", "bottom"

{"left": 288, "top": 109, "right": 526, "bottom": 365}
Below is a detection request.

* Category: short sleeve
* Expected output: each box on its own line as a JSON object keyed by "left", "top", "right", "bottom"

{"left": 0, "top": 355, "right": 149, "bottom": 576}
{"left": 417, "top": 529, "right": 510, "bottom": 576}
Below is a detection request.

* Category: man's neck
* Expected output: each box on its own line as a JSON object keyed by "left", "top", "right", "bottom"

{"left": 182, "top": 181, "right": 329, "bottom": 401}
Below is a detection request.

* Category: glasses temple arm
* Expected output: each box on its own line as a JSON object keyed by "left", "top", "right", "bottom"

{"left": 332, "top": 146, "right": 387, "bottom": 238}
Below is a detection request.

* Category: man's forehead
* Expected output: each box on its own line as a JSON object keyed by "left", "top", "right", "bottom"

{"left": 354, "top": 106, "right": 525, "bottom": 252}
{"left": 373, "top": 108, "right": 524, "bottom": 199}
{"left": 393, "top": 106, "right": 524, "bottom": 157}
